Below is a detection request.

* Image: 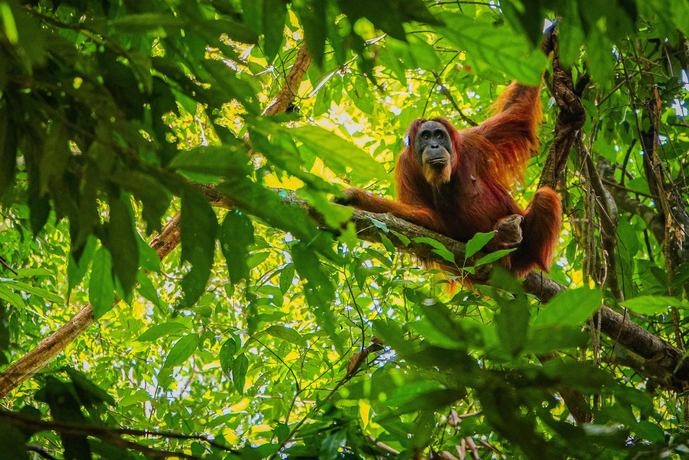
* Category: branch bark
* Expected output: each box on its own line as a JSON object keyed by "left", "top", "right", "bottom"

{"left": 539, "top": 38, "right": 587, "bottom": 189}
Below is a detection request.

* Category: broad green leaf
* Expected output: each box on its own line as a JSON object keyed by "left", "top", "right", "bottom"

{"left": 114, "top": 171, "right": 170, "bottom": 232}
{"left": 492, "top": 269, "right": 529, "bottom": 356}
{"left": 339, "top": 0, "right": 440, "bottom": 41}
{"left": 524, "top": 326, "right": 588, "bottom": 355}
{"left": 291, "top": 243, "right": 343, "bottom": 352}
{"left": 39, "top": 122, "right": 68, "bottom": 194}
{"left": 89, "top": 248, "right": 115, "bottom": 319}
{"left": 0, "top": 284, "right": 26, "bottom": 308}
{"left": 320, "top": 430, "right": 347, "bottom": 459}
{"left": 4, "top": 279, "right": 62, "bottom": 303}
{"left": 585, "top": 30, "right": 614, "bottom": 87}
{"left": 219, "top": 337, "right": 237, "bottom": 379}
{"left": 162, "top": 333, "right": 199, "bottom": 369}
{"left": 199, "top": 19, "right": 258, "bottom": 45}
{"left": 279, "top": 264, "right": 295, "bottom": 293}
{"left": 474, "top": 248, "right": 515, "bottom": 267}
{"left": 372, "top": 319, "right": 414, "bottom": 356}
{"left": 136, "top": 322, "right": 188, "bottom": 342}
{"left": 241, "top": 0, "right": 262, "bottom": 32}
{"left": 262, "top": 0, "right": 287, "bottom": 62}
{"left": 216, "top": 178, "right": 335, "bottom": 259}
{"left": 289, "top": 125, "right": 387, "bottom": 182}
{"left": 179, "top": 188, "right": 218, "bottom": 308}
{"left": 136, "top": 272, "right": 160, "bottom": 308}
{"left": 232, "top": 353, "right": 249, "bottom": 394}
{"left": 436, "top": 16, "right": 548, "bottom": 85}
{"left": 106, "top": 196, "right": 139, "bottom": 295}
{"left": 220, "top": 210, "right": 255, "bottom": 284}
{"left": 533, "top": 288, "right": 602, "bottom": 327}
{"left": 496, "top": 295, "right": 530, "bottom": 357}
{"left": 0, "top": 421, "right": 27, "bottom": 460}
{"left": 465, "top": 231, "right": 495, "bottom": 259}
{"left": 296, "top": 0, "right": 326, "bottom": 67}
{"left": 413, "top": 237, "right": 456, "bottom": 263}
{"left": 169, "top": 145, "right": 251, "bottom": 179}
{"left": 65, "top": 368, "right": 115, "bottom": 407}
{"left": 264, "top": 325, "right": 305, "bottom": 345}
{"left": 671, "top": 1, "right": 689, "bottom": 36}
{"left": 391, "top": 389, "right": 463, "bottom": 416}
{"left": 408, "top": 35, "right": 440, "bottom": 70}
{"left": 111, "top": 13, "right": 183, "bottom": 31}
{"left": 621, "top": 295, "right": 687, "bottom": 315}
{"left": 68, "top": 236, "right": 96, "bottom": 293}
{"left": 0, "top": 106, "right": 17, "bottom": 197}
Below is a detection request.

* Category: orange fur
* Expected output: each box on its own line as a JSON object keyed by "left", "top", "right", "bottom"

{"left": 346, "top": 82, "right": 560, "bottom": 276}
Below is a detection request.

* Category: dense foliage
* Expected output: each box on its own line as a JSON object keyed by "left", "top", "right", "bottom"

{"left": 1, "top": 0, "right": 689, "bottom": 458}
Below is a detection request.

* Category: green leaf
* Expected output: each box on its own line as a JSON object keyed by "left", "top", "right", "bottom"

{"left": 289, "top": 125, "right": 387, "bottom": 182}
{"left": 436, "top": 16, "right": 548, "bottom": 85}
{"left": 106, "top": 196, "right": 139, "bottom": 295}
{"left": 0, "top": 421, "right": 28, "bottom": 460}
{"left": 4, "top": 279, "right": 62, "bottom": 303}
{"left": 114, "top": 171, "right": 170, "bottom": 232}
{"left": 89, "top": 248, "right": 116, "bottom": 319}
{"left": 199, "top": 19, "right": 258, "bottom": 44}
{"left": 169, "top": 145, "right": 251, "bottom": 178}
{"left": 136, "top": 322, "right": 188, "bottom": 342}
{"left": 39, "top": 122, "right": 69, "bottom": 194}
{"left": 291, "top": 243, "right": 343, "bottom": 352}
{"left": 262, "top": 0, "right": 287, "bottom": 62}
{"left": 392, "top": 389, "right": 463, "bottom": 416}
{"left": 671, "top": 1, "right": 689, "bottom": 36}
{"left": 219, "top": 337, "right": 237, "bottom": 379}
{"left": 372, "top": 319, "right": 414, "bottom": 356}
{"left": 111, "top": 13, "right": 183, "bottom": 31}
{"left": 216, "top": 178, "right": 335, "bottom": 259}
{"left": 242, "top": 0, "right": 263, "bottom": 32}
{"left": 264, "top": 325, "right": 305, "bottom": 345}
{"left": 492, "top": 269, "right": 529, "bottom": 356}
{"left": 232, "top": 353, "right": 249, "bottom": 394}
{"left": 496, "top": 297, "right": 530, "bottom": 357}
{"left": 0, "top": 105, "right": 17, "bottom": 197}
{"left": 65, "top": 368, "right": 115, "bottom": 407}
{"left": 413, "top": 236, "right": 455, "bottom": 263}
{"left": 474, "top": 248, "right": 515, "bottom": 267}
{"left": 465, "top": 231, "right": 495, "bottom": 259}
{"left": 320, "top": 430, "right": 347, "bottom": 459}
{"left": 533, "top": 288, "right": 602, "bottom": 327}
{"left": 180, "top": 188, "right": 218, "bottom": 308}
{"left": 0, "top": 284, "right": 26, "bottom": 308}
{"left": 621, "top": 295, "right": 687, "bottom": 315}
{"left": 296, "top": 0, "right": 326, "bottom": 67}
{"left": 162, "top": 333, "right": 199, "bottom": 369}
{"left": 220, "top": 210, "right": 255, "bottom": 284}
{"left": 279, "top": 264, "right": 295, "bottom": 294}
{"left": 68, "top": 236, "right": 96, "bottom": 293}
{"left": 136, "top": 272, "right": 160, "bottom": 308}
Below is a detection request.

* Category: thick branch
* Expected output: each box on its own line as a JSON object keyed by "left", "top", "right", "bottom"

{"left": 262, "top": 45, "right": 311, "bottom": 116}
{"left": 539, "top": 45, "right": 587, "bottom": 189}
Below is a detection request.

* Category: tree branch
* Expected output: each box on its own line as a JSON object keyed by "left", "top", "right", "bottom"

{"left": 539, "top": 37, "right": 587, "bottom": 189}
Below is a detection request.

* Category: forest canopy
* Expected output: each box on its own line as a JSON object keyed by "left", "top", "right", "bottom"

{"left": 1, "top": 0, "right": 689, "bottom": 458}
